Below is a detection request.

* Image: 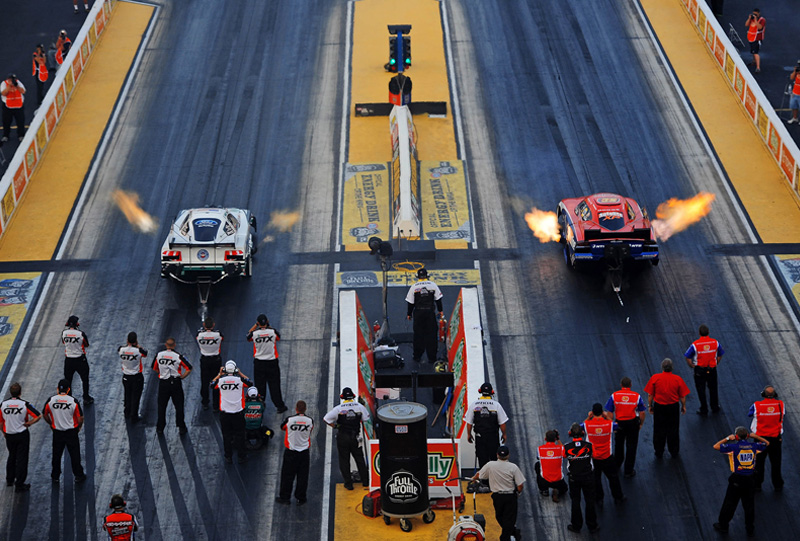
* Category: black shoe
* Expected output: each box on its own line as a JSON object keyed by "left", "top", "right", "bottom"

{"left": 51, "top": 476, "right": 60, "bottom": 484}
{"left": 275, "top": 497, "right": 290, "bottom": 505}
{"left": 297, "top": 499, "right": 307, "bottom": 506}
{"left": 344, "top": 483, "right": 354, "bottom": 490}
{"left": 670, "top": 452, "right": 680, "bottom": 459}
{"left": 747, "top": 530, "right": 755, "bottom": 538}
{"left": 713, "top": 522, "right": 728, "bottom": 533}
{"left": 130, "top": 415, "right": 140, "bottom": 424}
{"left": 179, "top": 426, "right": 188, "bottom": 436}
{"left": 238, "top": 456, "right": 247, "bottom": 464}
{"left": 655, "top": 452, "right": 663, "bottom": 459}
{"left": 15, "top": 484, "right": 31, "bottom": 493}
{"left": 75, "top": 475, "right": 87, "bottom": 483}
{"left": 84, "top": 6, "right": 90, "bottom": 12}
{"left": 624, "top": 470, "right": 636, "bottom": 478}
{"left": 514, "top": 527, "right": 523, "bottom": 540}
{"left": 156, "top": 429, "right": 164, "bottom": 435}
{"left": 775, "top": 485, "right": 784, "bottom": 492}
{"left": 567, "top": 524, "right": 581, "bottom": 533}
{"left": 202, "top": 403, "right": 209, "bottom": 411}
{"left": 225, "top": 456, "right": 233, "bottom": 464}
{"left": 615, "top": 496, "right": 627, "bottom": 504}
{"left": 276, "top": 406, "right": 289, "bottom": 414}
{"left": 696, "top": 409, "right": 708, "bottom": 415}
{"left": 753, "top": 485, "right": 762, "bottom": 492}
{"left": 540, "top": 489, "right": 550, "bottom": 497}
{"left": 711, "top": 408, "right": 720, "bottom": 414}
{"left": 588, "top": 525, "right": 600, "bottom": 533}
{"left": 84, "top": 396, "right": 94, "bottom": 405}
{"left": 595, "top": 499, "right": 604, "bottom": 508}
{"left": 6, "top": 480, "right": 13, "bottom": 487}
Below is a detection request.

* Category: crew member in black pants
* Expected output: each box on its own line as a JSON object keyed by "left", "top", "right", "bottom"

{"left": 564, "top": 423, "right": 598, "bottom": 533}
{"left": 644, "top": 359, "right": 690, "bottom": 458}
{"left": 153, "top": 338, "right": 192, "bottom": 435}
{"left": 277, "top": 401, "right": 314, "bottom": 505}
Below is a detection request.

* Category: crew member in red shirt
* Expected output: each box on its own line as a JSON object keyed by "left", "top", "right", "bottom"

{"left": 583, "top": 404, "right": 625, "bottom": 505}
{"left": 684, "top": 324, "right": 724, "bottom": 415}
{"left": 604, "top": 377, "right": 646, "bottom": 477}
{"left": 535, "top": 430, "right": 567, "bottom": 502}
{"left": 644, "top": 358, "right": 690, "bottom": 458}
{"left": 103, "top": 494, "right": 139, "bottom": 540}
{"left": 748, "top": 385, "right": 784, "bottom": 491}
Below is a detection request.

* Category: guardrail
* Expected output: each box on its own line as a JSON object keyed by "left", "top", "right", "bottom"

{"left": 679, "top": 0, "right": 800, "bottom": 196}
{"left": 0, "top": 0, "right": 118, "bottom": 238}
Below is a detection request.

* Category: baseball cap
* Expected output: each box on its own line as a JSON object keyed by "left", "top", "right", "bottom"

{"left": 256, "top": 314, "right": 268, "bottom": 325}
{"left": 497, "top": 445, "right": 510, "bottom": 458}
{"left": 57, "top": 379, "right": 70, "bottom": 393}
{"left": 247, "top": 387, "right": 258, "bottom": 397}
{"left": 66, "top": 315, "right": 79, "bottom": 327}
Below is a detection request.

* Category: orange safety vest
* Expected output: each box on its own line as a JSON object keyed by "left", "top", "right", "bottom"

{"left": 793, "top": 74, "right": 800, "bottom": 96}
{"left": 32, "top": 56, "right": 49, "bottom": 82}
{"left": 583, "top": 417, "right": 614, "bottom": 460}
{"left": 3, "top": 83, "right": 23, "bottom": 108}
{"left": 747, "top": 18, "right": 765, "bottom": 42}
{"left": 537, "top": 442, "right": 565, "bottom": 482}
{"left": 751, "top": 399, "right": 784, "bottom": 438}
{"left": 610, "top": 389, "right": 641, "bottom": 421}
{"left": 55, "top": 37, "right": 72, "bottom": 65}
{"left": 691, "top": 336, "right": 720, "bottom": 368}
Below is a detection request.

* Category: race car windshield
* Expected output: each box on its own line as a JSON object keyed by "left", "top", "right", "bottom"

{"left": 598, "top": 212, "right": 625, "bottom": 231}
{"left": 192, "top": 218, "right": 221, "bottom": 241}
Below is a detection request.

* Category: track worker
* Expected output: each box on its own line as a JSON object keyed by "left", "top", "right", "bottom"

{"left": 61, "top": 315, "right": 94, "bottom": 404}
{"left": 42, "top": 379, "right": 86, "bottom": 484}
{"left": 276, "top": 400, "right": 314, "bottom": 505}
{"left": 604, "top": 377, "right": 646, "bottom": 477}
{"left": 247, "top": 314, "right": 287, "bottom": 414}
{"left": 536, "top": 430, "right": 567, "bottom": 502}
{"left": 564, "top": 423, "right": 598, "bottom": 534}
{"left": 153, "top": 338, "right": 192, "bottom": 436}
{"left": 744, "top": 8, "right": 766, "bottom": 73}
{"left": 464, "top": 382, "right": 509, "bottom": 468}
{"left": 405, "top": 267, "right": 444, "bottom": 363}
{"left": 583, "top": 403, "right": 624, "bottom": 505}
{"left": 323, "top": 387, "right": 370, "bottom": 490}
{"left": 211, "top": 361, "right": 252, "bottom": 463}
{"left": 118, "top": 332, "right": 147, "bottom": 423}
{"left": 644, "top": 358, "right": 690, "bottom": 458}
{"left": 684, "top": 324, "right": 724, "bottom": 415}
{"left": 1, "top": 74, "right": 26, "bottom": 142}
{"left": 32, "top": 44, "right": 48, "bottom": 106}
{"left": 712, "top": 427, "right": 769, "bottom": 537}
{"left": 748, "top": 385, "right": 784, "bottom": 492}
{"left": 196, "top": 317, "right": 223, "bottom": 410}
{"left": 102, "top": 494, "right": 139, "bottom": 540}
{"left": 1, "top": 382, "right": 41, "bottom": 492}
{"left": 470, "top": 445, "right": 525, "bottom": 541}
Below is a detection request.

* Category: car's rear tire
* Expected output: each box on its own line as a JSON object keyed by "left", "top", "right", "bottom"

{"left": 651, "top": 258, "right": 660, "bottom": 267}
{"left": 244, "top": 257, "right": 252, "bottom": 278}
{"left": 564, "top": 243, "right": 577, "bottom": 271}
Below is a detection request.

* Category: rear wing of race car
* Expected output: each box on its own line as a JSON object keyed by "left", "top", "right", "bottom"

{"left": 167, "top": 240, "right": 237, "bottom": 248}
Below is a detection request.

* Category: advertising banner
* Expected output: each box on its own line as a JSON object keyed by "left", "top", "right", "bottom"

{"left": 368, "top": 439, "right": 459, "bottom": 498}
{"left": 354, "top": 293, "right": 376, "bottom": 438}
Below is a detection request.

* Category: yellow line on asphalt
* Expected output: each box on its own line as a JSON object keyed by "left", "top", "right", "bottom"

{"left": 640, "top": 0, "right": 800, "bottom": 242}
{"left": 0, "top": 2, "right": 154, "bottom": 261}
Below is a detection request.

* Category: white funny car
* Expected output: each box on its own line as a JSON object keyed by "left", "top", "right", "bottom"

{"left": 160, "top": 207, "right": 257, "bottom": 283}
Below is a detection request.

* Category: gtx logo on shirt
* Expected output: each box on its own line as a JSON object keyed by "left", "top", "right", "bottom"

{"left": 120, "top": 354, "right": 138, "bottom": 361}
{"left": 3, "top": 407, "right": 23, "bottom": 414}
{"left": 63, "top": 337, "right": 82, "bottom": 343}
{"left": 254, "top": 336, "right": 274, "bottom": 344}
{"left": 290, "top": 424, "right": 311, "bottom": 431}
{"left": 51, "top": 402, "right": 72, "bottom": 410}
{"left": 220, "top": 383, "right": 240, "bottom": 391}
{"left": 198, "top": 338, "right": 220, "bottom": 345}
{"left": 158, "top": 358, "right": 177, "bottom": 367}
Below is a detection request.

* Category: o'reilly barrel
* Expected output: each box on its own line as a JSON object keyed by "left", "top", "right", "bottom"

{"left": 378, "top": 402, "right": 428, "bottom": 517}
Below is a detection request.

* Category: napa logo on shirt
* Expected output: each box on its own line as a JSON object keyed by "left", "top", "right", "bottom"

{"left": 736, "top": 450, "right": 756, "bottom": 469}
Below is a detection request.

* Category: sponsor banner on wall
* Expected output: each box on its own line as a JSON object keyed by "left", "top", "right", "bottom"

{"left": 12, "top": 166, "right": 26, "bottom": 200}
{"left": 342, "top": 163, "right": 390, "bottom": 247}
{"left": 354, "top": 293, "right": 376, "bottom": 439}
{"left": 0, "top": 273, "right": 42, "bottom": 373}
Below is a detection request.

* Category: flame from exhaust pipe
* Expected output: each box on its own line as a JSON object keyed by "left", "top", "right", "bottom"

{"left": 262, "top": 210, "right": 301, "bottom": 243}
{"left": 651, "top": 192, "right": 716, "bottom": 241}
{"left": 112, "top": 190, "right": 158, "bottom": 234}
{"left": 524, "top": 208, "right": 561, "bottom": 243}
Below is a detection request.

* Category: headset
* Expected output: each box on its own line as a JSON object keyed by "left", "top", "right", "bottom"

{"left": 761, "top": 385, "right": 778, "bottom": 399}
{"left": 479, "top": 382, "right": 494, "bottom": 396}
{"left": 340, "top": 387, "right": 355, "bottom": 400}
{"left": 568, "top": 423, "right": 585, "bottom": 439}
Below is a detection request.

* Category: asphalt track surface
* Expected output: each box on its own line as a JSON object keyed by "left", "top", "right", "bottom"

{"left": 0, "top": 1, "right": 799, "bottom": 541}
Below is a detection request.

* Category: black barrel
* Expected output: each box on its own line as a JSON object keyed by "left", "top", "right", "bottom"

{"left": 377, "top": 402, "right": 429, "bottom": 517}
